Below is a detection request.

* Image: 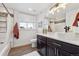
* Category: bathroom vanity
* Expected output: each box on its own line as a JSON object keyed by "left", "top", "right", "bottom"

{"left": 37, "top": 33, "right": 79, "bottom": 56}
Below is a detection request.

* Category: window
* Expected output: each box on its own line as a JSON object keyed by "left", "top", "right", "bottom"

{"left": 26, "top": 23, "right": 33, "bottom": 29}
{"left": 20, "top": 23, "right": 26, "bottom": 28}
{"left": 20, "top": 22, "right": 36, "bottom": 30}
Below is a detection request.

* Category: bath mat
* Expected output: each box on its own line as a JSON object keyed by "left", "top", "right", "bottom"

{"left": 22, "top": 51, "right": 40, "bottom": 56}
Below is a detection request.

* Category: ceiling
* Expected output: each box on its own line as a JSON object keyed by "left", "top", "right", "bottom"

{"left": 1, "top": 3, "right": 79, "bottom": 21}
{"left": 46, "top": 3, "right": 79, "bottom": 20}
{"left": 2, "top": 3, "right": 52, "bottom": 15}
{"left": 0, "top": 3, "right": 66, "bottom": 19}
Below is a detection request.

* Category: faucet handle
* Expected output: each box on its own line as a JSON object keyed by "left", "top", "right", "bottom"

{"left": 64, "top": 26, "right": 70, "bottom": 32}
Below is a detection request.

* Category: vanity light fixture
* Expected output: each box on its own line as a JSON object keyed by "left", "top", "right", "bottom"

{"left": 49, "top": 9, "right": 54, "bottom": 15}
{"left": 59, "top": 3, "right": 67, "bottom": 9}
{"left": 49, "top": 3, "right": 67, "bottom": 14}
{"left": 49, "top": 7, "right": 57, "bottom": 15}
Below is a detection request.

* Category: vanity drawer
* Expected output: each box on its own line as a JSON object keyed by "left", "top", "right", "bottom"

{"left": 47, "top": 38, "right": 58, "bottom": 43}
{"left": 47, "top": 37, "right": 79, "bottom": 55}
{"left": 47, "top": 38, "right": 62, "bottom": 47}
{"left": 58, "top": 41, "right": 79, "bottom": 55}
{"left": 37, "top": 35, "right": 47, "bottom": 41}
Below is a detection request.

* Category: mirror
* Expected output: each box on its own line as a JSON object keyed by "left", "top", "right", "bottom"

{"left": 44, "top": 3, "right": 66, "bottom": 33}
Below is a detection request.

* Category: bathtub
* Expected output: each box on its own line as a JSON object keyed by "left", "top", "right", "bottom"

{"left": 0, "top": 42, "right": 10, "bottom": 56}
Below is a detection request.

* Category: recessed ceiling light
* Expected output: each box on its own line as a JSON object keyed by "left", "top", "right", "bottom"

{"left": 28, "top": 8, "right": 33, "bottom": 11}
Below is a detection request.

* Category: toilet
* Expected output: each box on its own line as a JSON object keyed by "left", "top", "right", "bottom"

{"left": 31, "top": 39, "right": 37, "bottom": 47}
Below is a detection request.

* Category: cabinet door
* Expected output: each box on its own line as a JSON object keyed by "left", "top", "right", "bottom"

{"left": 58, "top": 49, "right": 73, "bottom": 56}
{"left": 47, "top": 45, "right": 56, "bottom": 56}
{"left": 37, "top": 39, "right": 41, "bottom": 49}
{"left": 37, "top": 39, "right": 46, "bottom": 56}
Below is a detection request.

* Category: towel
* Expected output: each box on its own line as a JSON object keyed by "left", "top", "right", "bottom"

{"left": 72, "top": 12, "right": 79, "bottom": 27}
{"left": 13, "top": 23, "right": 19, "bottom": 39}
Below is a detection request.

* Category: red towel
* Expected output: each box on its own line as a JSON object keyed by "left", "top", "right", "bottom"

{"left": 13, "top": 23, "right": 19, "bottom": 39}
{"left": 73, "top": 12, "right": 79, "bottom": 27}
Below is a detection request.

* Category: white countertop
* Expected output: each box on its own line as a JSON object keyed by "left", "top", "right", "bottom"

{"left": 37, "top": 33, "right": 79, "bottom": 46}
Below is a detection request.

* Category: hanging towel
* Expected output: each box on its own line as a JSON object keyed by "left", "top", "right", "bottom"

{"left": 13, "top": 23, "right": 19, "bottom": 39}
{"left": 72, "top": 12, "right": 79, "bottom": 27}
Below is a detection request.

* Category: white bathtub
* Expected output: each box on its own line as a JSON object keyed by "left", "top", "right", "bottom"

{"left": 0, "top": 42, "right": 10, "bottom": 56}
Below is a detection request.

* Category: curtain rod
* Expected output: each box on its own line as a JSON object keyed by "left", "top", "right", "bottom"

{"left": 2, "top": 3, "right": 14, "bottom": 17}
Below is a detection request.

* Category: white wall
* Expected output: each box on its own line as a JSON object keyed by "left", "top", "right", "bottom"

{"left": 37, "top": 11, "right": 49, "bottom": 33}
{"left": 13, "top": 11, "right": 37, "bottom": 47}
{"left": 6, "top": 15, "right": 13, "bottom": 42}
{"left": 7, "top": 15, "right": 14, "bottom": 48}
{"left": 54, "top": 23, "right": 65, "bottom": 32}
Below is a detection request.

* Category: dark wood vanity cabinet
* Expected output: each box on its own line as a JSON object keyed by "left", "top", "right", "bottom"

{"left": 47, "top": 38, "right": 74, "bottom": 56}
{"left": 37, "top": 35, "right": 79, "bottom": 56}
{"left": 58, "top": 48, "right": 73, "bottom": 56}
{"left": 37, "top": 35, "right": 47, "bottom": 56}
{"left": 47, "top": 44, "right": 56, "bottom": 56}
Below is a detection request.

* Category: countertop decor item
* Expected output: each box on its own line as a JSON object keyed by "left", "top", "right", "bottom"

{"left": 43, "top": 28, "right": 48, "bottom": 34}
{"left": 48, "top": 21, "right": 52, "bottom": 32}
{"left": 48, "top": 25, "right": 52, "bottom": 32}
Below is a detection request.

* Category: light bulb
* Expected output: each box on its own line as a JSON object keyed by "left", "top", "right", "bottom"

{"left": 49, "top": 9, "right": 55, "bottom": 15}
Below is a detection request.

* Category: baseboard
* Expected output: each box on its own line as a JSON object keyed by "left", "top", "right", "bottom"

{"left": 11, "top": 44, "right": 31, "bottom": 49}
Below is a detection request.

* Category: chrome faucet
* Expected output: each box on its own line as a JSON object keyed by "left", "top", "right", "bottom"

{"left": 64, "top": 26, "right": 70, "bottom": 32}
